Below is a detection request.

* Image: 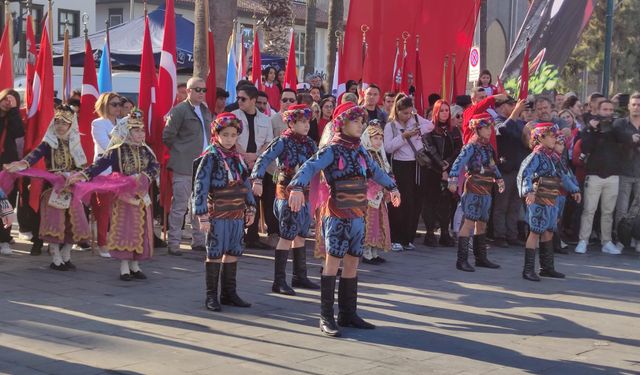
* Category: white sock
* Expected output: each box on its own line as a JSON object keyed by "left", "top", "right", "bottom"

{"left": 120, "top": 260, "right": 130, "bottom": 275}
{"left": 61, "top": 244, "right": 72, "bottom": 262}
{"left": 372, "top": 248, "right": 379, "bottom": 258}
{"left": 50, "top": 244, "right": 63, "bottom": 266}
{"left": 362, "top": 247, "right": 373, "bottom": 260}
{"left": 129, "top": 260, "right": 141, "bottom": 273}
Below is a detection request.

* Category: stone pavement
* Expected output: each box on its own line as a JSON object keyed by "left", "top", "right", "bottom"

{"left": 0, "top": 234, "right": 639, "bottom": 375}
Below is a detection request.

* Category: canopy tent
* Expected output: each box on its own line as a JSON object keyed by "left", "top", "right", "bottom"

{"left": 51, "top": 6, "right": 284, "bottom": 72}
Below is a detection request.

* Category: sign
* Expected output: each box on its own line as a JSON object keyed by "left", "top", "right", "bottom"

{"left": 468, "top": 45, "right": 480, "bottom": 82}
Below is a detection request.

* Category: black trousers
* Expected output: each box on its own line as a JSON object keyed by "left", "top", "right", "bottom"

{"left": 16, "top": 178, "right": 41, "bottom": 243}
{"left": 388, "top": 160, "right": 423, "bottom": 246}
{"left": 422, "top": 169, "right": 454, "bottom": 236}
{"left": 0, "top": 185, "right": 17, "bottom": 243}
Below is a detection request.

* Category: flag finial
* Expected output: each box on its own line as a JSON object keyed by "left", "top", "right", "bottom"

{"left": 82, "top": 13, "right": 89, "bottom": 39}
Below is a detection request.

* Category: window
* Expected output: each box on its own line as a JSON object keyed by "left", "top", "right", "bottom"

{"left": 58, "top": 9, "right": 80, "bottom": 40}
{"left": 18, "top": 4, "right": 44, "bottom": 58}
{"left": 294, "top": 31, "right": 305, "bottom": 66}
{"left": 109, "top": 8, "right": 124, "bottom": 26}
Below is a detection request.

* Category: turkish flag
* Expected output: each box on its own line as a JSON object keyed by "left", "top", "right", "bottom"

{"left": 138, "top": 14, "right": 158, "bottom": 152}
{"left": 24, "top": 14, "right": 37, "bottom": 114}
{"left": 205, "top": 29, "right": 217, "bottom": 112}
{"left": 251, "top": 32, "right": 262, "bottom": 90}
{"left": 342, "top": 0, "right": 481, "bottom": 98}
{"left": 79, "top": 38, "right": 99, "bottom": 162}
{"left": 0, "top": 16, "right": 13, "bottom": 91}
{"left": 282, "top": 29, "right": 297, "bottom": 90}
{"left": 518, "top": 41, "right": 531, "bottom": 100}
{"left": 26, "top": 15, "right": 55, "bottom": 211}
{"left": 157, "top": 0, "right": 177, "bottom": 209}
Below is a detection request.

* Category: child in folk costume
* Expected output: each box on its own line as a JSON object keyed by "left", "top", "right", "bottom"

{"left": 288, "top": 103, "right": 401, "bottom": 337}
{"left": 0, "top": 189, "right": 14, "bottom": 231}
{"left": 4, "top": 105, "right": 90, "bottom": 271}
{"left": 192, "top": 113, "right": 257, "bottom": 312}
{"left": 251, "top": 104, "right": 320, "bottom": 296}
{"left": 517, "top": 123, "right": 581, "bottom": 281}
{"left": 361, "top": 120, "right": 393, "bottom": 264}
{"left": 448, "top": 113, "right": 504, "bottom": 273}
{"left": 68, "top": 110, "right": 159, "bottom": 281}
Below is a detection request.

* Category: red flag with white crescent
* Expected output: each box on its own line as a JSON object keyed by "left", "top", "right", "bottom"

{"left": 79, "top": 37, "right": 99, "bottom": 162}
{"left": 282, "top": 29, "right": 298, "bottom": 90}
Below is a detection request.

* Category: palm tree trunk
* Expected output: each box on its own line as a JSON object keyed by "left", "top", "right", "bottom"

{"left": 211, "top": 0, "right": 238, "bottom": 85}
{"left": 193, "top": 0, "right": 207, "bottom": 79}
{"left": 304, "top": 0, "right": 317, "bottom": 76}
{"left": 261, "top": 0, "right": 293, "bottom": 57}
{"left": 326, "top": 0, "right": 343, "bottom": 87}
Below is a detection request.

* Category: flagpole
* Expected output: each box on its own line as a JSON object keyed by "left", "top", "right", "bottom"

{"left": 4, "top": 0, "right": 14, "bottom": 73}
{"left": 449, "top": 53, "right": 456, "bottom": 102}
{"left": 62, "top": 21, "right": 70, "bottom": 102}
{"left": 47, "top": 0, "right": 52, "bottom": 45}
{"left": 441, "top": 55, "right": 448, "bottom": 100}
{"left": 105, "top": 18, "right": 111, "bottom": 72}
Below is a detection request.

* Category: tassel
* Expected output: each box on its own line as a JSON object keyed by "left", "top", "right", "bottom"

{"left": 338, "top": 156, "right": 345, "bottom": 170}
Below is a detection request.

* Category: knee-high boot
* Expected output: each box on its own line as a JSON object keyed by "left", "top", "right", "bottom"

{"left": 456, "top": 237, "right": 474, "bottom": 272}
{"left": 320, "top": 275, "right": 341, "bottom": 337}
{"left": 539, "top": 241, "right": 565, "bottom": 278}
{"left": 473, "top": 234, "right": 500, "bottom": 268}
{"left": 337, "top": 277, "right": 375, "bottom": 329}
{"left": 272, "top": 250, "right": 295, "bottom": 295}
{"left": 205, "top": 262, "right": 222, "bottom": 311}
{"left": 523, "top": 248, "right": 541, "bottom": 281}
{"left": 291, "top": 246, "right": 319, "bottom": 289}
{"left": 220, "top": 262, "right": 251, "bottom": 307}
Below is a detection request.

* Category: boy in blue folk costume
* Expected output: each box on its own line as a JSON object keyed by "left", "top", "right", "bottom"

{"left": 448, "top": 113, "right": 504, "bottom": 272}
{"left": 251, "top": 104, "right": 319, "bottom": 296}
{"left": 287, "top": 102, "right": 401, "bottom": 337}
{"left": 192, "top": 113, "right": 257, "bottom": 312}
{"left": 517, "top": 123, "right": 581, "bottom": 281}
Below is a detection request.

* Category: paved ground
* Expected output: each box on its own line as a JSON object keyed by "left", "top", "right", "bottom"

{"left": 0, "top": 231, "right": 639, "bottom": 375}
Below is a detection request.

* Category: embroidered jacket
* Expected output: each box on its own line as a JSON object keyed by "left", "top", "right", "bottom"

{"left": 82, "top": 143, "right": 159, "bottom": 181}
{"left": 449, "top": 142, "right": 502, "bottom": 180}
{"left": 289, "top": 140, "right": 397, "bottom": 219}
{"left": 192, "top": 145, "right": 257, "bottom": 219}
{"left": 517, "top": 148, "right": 580, "bottom": 197}
{"left": 251, "top": 133, "right": 318, "bottom": 183}
{"left": 24, "top": 140, "right": 80, "bottom": 172}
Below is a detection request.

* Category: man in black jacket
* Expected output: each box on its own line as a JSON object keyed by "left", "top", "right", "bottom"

{"left": 0, "top": 89, "right": 25, "bottom": 255}
{"left": 613, "top": 92, "right": 640, "bottom": 251}
{"left": 575, "top": 99, "right": 621, "bottom": 255}
{"left": 492, "top": 97, "right": 528, "bottom": 247}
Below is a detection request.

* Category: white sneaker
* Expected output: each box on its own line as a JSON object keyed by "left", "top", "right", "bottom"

{"left": 615, "top": 242, "right": 625, "bottom": 252}
{"left": 404, "top": 242, "right": 416, "bottom": 251}
{"left": 18, "top": 231, "right": 33, "bottom": 241}
{"left": 635, "top": 242, "right": 640, "bottom": 253}
{"left": 98, "top": 247, "right": 111, "bottom": 258}
{"left": 602, "top": 241, "right": 622, "bottom": 255}
{"left": 574, "top": 240, "right": 588, "bottom": 254}
{"left": 560, "top": 240, "right": 568, "bottom": 249}
{"left": 391, "top": 243, "right": 403, "bottom": 252}
{"left": 0, "top": 242, "right": 12, "bottom": 255}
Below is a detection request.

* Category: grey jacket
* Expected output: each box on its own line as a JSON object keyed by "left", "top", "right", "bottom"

{"left": 162, "top": 100, "right": 212, "bottom": 175}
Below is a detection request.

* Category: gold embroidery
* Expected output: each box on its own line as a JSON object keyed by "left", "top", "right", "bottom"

{"left": 50, "top": 141, "right": 73, "bottom": 172}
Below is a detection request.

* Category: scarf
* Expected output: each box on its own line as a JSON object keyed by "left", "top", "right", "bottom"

{"left": 203, "top": 142, "right": 247, "bottom": 182}
{"left": 331, "top": 132, "right": 361, "bottom": 150}
{"left": 43, "top": 115, "right": 87, "bottom": 168}
{"left": 282, "top": 128, "right": 308, "bottom": 144}
{"left": 534, "top": 144, "right": 560, "bottom": 163}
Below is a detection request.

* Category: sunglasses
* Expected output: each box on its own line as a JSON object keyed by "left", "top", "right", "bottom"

{"left": 237, "top": 96, "right": 249, "bottom": 102}
{"left": 109, "top": 102, "right": 122, "bottom": 107}
{"left": 282, "top": 98, "right": 296, "bottom": 103}
{"left": 190, "top": 87, "right": 207, "bottom": 93}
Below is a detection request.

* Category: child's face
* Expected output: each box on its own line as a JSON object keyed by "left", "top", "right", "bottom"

{"left": 370, "top": 134, "right": 383, "bottom": 150}
{"left": 54, "top": 120, "right": 71, "bottom": 137}
{"left": 480, "top": 74, "right": 491, "bottom": 86}
{"left": 554, "top": 142, "right": 565, "bottom": 154}
{"left": 217, "top": 127, "right": 239, "bottom": 149}
{"left": 129, "top": 127, "right": 146, "bottom": 144}
{"left": 290, "top": 118, "right": 310, "bottom": 136}
{"left": 478, "top": 126, "right": 491, "bottom": 139}
{"left": 541, "top": 133, "right": 557, "bottom": 149}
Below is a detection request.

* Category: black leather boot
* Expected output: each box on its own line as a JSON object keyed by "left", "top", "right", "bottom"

{"left": 30, "top": 239, "right": 43, "bottom": 256}
{"left": 291, "top": 247, "right": 320, "bottom": 289}
{"left": 553, "top": 232, "right": 568, "bottom": 254}
{"left": 337, "top": 277, "right": 375, "bottom": 329}
{"left": 539, "top": 241, "right": 565, "bottom": 278}
{"left": 456, "top": 237, "right": 475, "bottom": 272}
{"left": 523, "top": 248, "right": 541, "bottom": 281}
{"left": 473, "top": 234, "right": 500, "bottom": 268}
{"left": 220, "top": 262, "right": 251, "bottom": 307}
{"left": 272, "top": 250, "right": 295, "bottom": 295}
{"left": 320, "top": 275, "right": 341, "bottom": 337}
{"left": 205, "top": 262, "right": 222, "bottom": 311}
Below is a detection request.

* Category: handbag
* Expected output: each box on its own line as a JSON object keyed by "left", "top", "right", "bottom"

{"left": 405, "top": 114, "right": 431, "bottom": 168}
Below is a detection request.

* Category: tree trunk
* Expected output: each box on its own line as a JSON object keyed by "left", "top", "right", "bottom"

{"left": 304, "top": 0, "right": 317, "bottom": 76}
{"left": 211, "top": 0, "right": 237, "bottom": 86}
{"left": 326, "top": 0, "right": 343, "bottom": 87}
{"left": 193, "top": 0, "right": 207, "bottom": 79}
{"left": 261, "top": 0, "right": 293, "bottom": 57}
